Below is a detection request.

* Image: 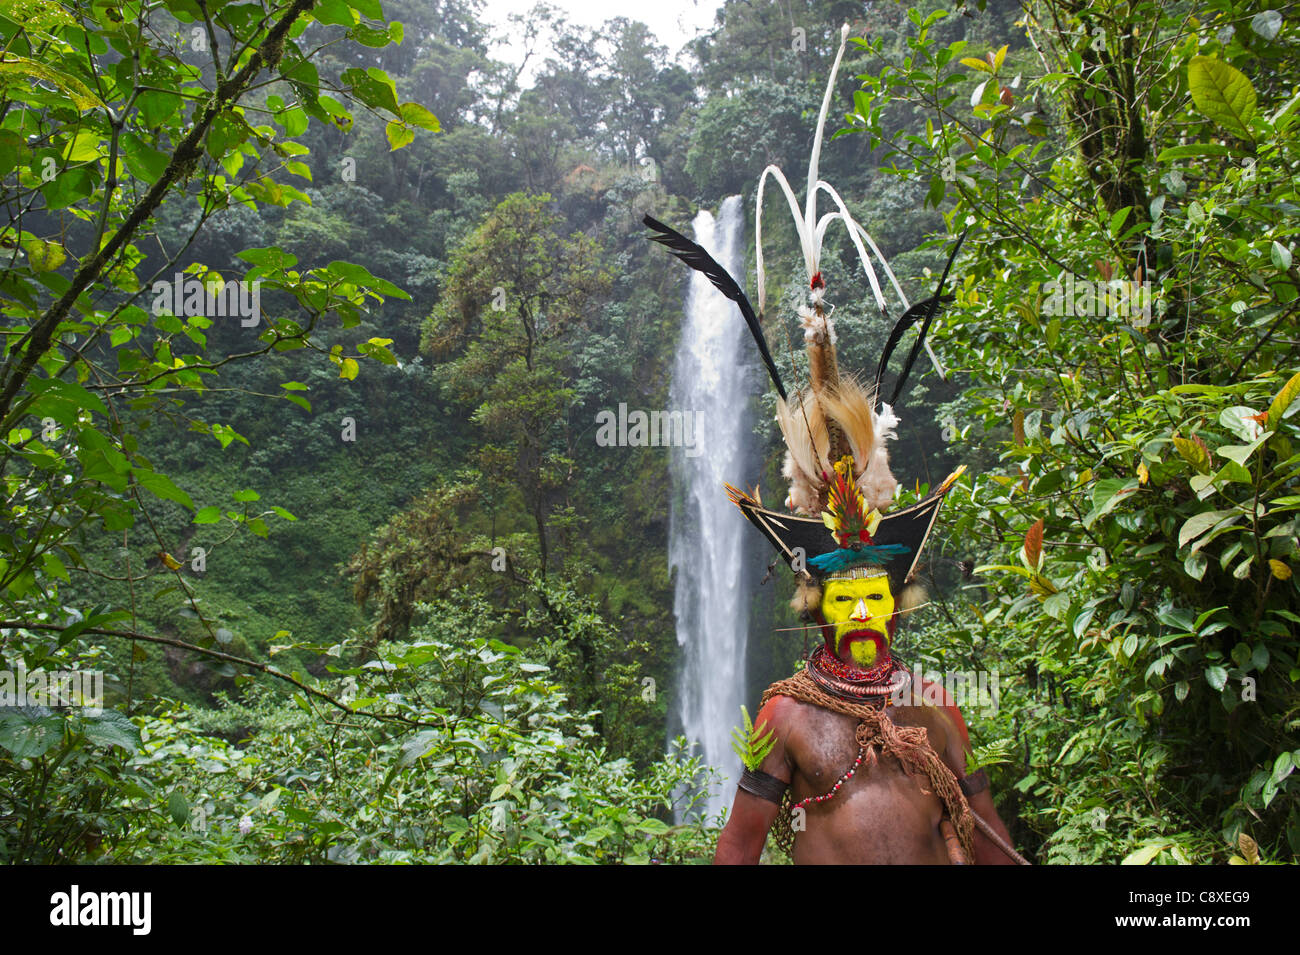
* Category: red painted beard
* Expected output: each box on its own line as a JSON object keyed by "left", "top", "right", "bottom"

{"left": 817, "top": 613, "right": 899, "bottom": 666}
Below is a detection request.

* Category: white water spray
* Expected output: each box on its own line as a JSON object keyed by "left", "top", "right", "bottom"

{"left": 668, "top": 195, "right": 758, "bottom": 821}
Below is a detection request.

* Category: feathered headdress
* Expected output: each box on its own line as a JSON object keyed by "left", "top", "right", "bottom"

{"left": 644, "top": 23, "right": 967, "bottom": 610}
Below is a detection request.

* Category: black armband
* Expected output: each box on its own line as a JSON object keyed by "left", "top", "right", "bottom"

{"left": 960, "top": 768, "right": 989, "bottom": 797}
{"left": 738, "top": 767, "right": 788, "bottom": 805}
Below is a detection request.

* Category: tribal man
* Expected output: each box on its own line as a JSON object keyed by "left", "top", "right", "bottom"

{"left": 713, "top": 552, "right": 1017, "bottom": 865}
{"left": 644, "top": 23, "right": 1025, "bottom": 866}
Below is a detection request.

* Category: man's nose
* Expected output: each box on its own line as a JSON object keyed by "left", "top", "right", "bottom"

{"left": 851, "top": 599, "right": 870, "bottom": 621}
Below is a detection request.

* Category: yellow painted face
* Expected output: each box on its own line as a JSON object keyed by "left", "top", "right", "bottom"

{"left": 821, "top": 573, "right": 895, "bottom": 666}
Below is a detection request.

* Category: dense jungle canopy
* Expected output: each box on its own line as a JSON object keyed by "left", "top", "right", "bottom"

{"left": 0, "top": 0, "right": 1297, "bottom": 865}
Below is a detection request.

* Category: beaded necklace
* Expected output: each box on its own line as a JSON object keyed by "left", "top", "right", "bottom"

{"left": 792, "top": 746, "right": 866, "bottom": 812}
{"left": 804, "top": 645, "right": 911, "bottom": 701}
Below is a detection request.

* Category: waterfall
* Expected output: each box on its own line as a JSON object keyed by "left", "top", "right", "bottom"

{"left": 668, "top": 195, "right": 757, "bottom": 822}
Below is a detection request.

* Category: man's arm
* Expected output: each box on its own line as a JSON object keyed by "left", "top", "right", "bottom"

{"left": 713, "top": 696, "right": 793, "bottom": 865}
{"left": 714, "top": 790, "right": 782, "bottom": 865}
{"left": 932, "top": 692, "right": 1017, "bottom": 866}
{"left": 966, "top": 785, "right": 1016, "bottom": 866}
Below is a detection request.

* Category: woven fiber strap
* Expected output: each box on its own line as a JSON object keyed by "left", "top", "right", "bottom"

{"left": 760, "top": 668, "right": 975, "bottom": 861}
{"left": 738, "top": 767, "right": 789, "bottom": 805}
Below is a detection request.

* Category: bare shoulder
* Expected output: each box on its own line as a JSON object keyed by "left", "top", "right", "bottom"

{"left": 753, "top": 693, "right": 799, "bottom": 734}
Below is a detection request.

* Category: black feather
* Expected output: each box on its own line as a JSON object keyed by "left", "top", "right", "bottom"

{"left": 643, "top": 214, "right": 787, "bottom": 401}
{"left": 873, "top": 293, "right": 954, "bottom": 404}
{"left": 874, "top": 229, "right": 968, "bottom": 407}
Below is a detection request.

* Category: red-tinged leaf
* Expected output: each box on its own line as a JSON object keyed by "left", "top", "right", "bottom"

{"left": 1024, "top": 518, "right": 1044, "bottom": 571}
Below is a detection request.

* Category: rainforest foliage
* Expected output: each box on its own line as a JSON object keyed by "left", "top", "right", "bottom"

{"left": 0, "top": 0, "right": 1296, "bottom": 864}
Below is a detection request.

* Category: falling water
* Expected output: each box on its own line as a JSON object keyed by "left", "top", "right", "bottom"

{"left": 668, "top": 195, "right": 758, "bottom": 821}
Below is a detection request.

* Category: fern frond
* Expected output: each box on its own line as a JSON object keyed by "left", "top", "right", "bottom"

{"left": 965, "top": 736, "right": 1016, "bottom": 775}
{"left": 730, "top": 705, "right": 777, "bottom": 771}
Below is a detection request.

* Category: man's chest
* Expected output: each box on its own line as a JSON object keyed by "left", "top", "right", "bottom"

{"left": 784, "top": 702, "right": 951, "bottom": 792}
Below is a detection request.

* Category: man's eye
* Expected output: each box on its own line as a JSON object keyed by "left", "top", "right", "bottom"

{"left": 836, "top": 595, "right": 852, "bottom": 601}
{"left": 869, "top": 594, "right": 882, "bottom": 600}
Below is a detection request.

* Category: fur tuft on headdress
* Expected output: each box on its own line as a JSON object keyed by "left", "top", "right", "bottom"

{"left": 777, "top": 389, "right": 831, "bottom": 515}
{"left": 790, "top": 576, "right": 822, "bottom": 618}
{"left": 777, "top": 378, "right": 898, "bottom": 516}
{"left": 899, "top": 581, "right": 927, "bottom": 614}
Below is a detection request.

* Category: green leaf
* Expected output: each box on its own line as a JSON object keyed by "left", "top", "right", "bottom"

{"left": 1108, "top": 206, "right": 1131, "bottom": 238}
{"left": 1205, "top": 665, "right": 1228, "bottom": 691}
{"left": 357, "top": 338, "right": 398, "bottom": 365}
{"left": 1156, "top": 605, "right": 1197, "bottom": 631}
{"left": 120, "top": 132, "right": 169, "bottom": 184}
{"left": 1217, "top": 434, "right": 1271, "bottom": 466}
{"left": 385, "top": 119, "right": 414, "bottom": 151}
{"left": 237, "top": 246, "right": 299, "bottom": 270}
{"left": 193, "top": 505, "right": 222, "bottom": 524}
{"left": 398, "top": 102, "right": 440, "bottom": 131}
{"left": 926, "top": 174, "right": 946, "bottom": 208}
{"left": 0, "top": 129, "right": 23, "bottom": 176}
{"left": 1272, "top": 241, "right": 1293, "bottom": 272}
{"left": 1220, "top": 406, "right": 1265, "bottom": 441}
{"left": 321, "top": 260, "right": 409, "bottom": 298}
{"left": 1272, "top": 752, "right": 1295, "bottom": 784}
{"left": 29, "top": 377, "right": 108, "bottom": 417}
{"left": 137, "top": 89, "right": 181, "bottom": 128}
{"left": 78, "top": 444, "right": 131, "bottom": 490}
{"left": 0, "top": 56, "right": 105, "bottom": 110}
{"left": 1252, "top": 10, "right": 1282, "bottom": 42}
{"left": 351, "top": 22, "right": 397, "bottom": 47}
{"left": 132, "top": 468, "right": 195, "bottom": 510}
{"left": 313, "top": 0, "right": 356, "bottom": 26}
{"left": 1188, "top": 56, "right": 1256, "bottom": 139}
{"left": 398, "top": 731, "right": 439, "bottom": 766}
{"left": 82, "top": 710, "right": 140, "bottom": 753}
{"left": 0, "top": 709, "right": 63, "bottom": 758}
{"left": 42, "top": 552, "right": 70, "bottom": 582}
{"left": 167, "top": 790, "right": 189, "bottom": 828}
{"left": 1122, "top": 842, "right": 1172, "bottom": 865}
{"left": 1267, "top": 371, "right": 1300, "bottom": 429}
{"left": 23, "top": 238, "right": 66, "bottom": 273}
{"left": 1084, "top": 478, "right": 1138, "bottom": 528}
{"left": 1155, "top": 143, "right": 1233, "bottom": 162}
{"left": 1172, "top": 435, "right": 1211, "bottom": 473}
{"left": 1178, "top": 509, "right": 1238, "bottom": 549}
{"left": 341, "top": 67, "right": 400, "bottom": 115}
